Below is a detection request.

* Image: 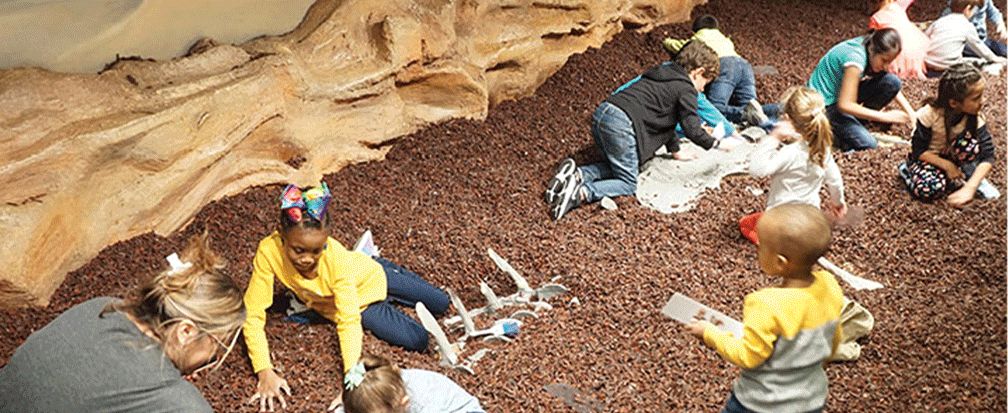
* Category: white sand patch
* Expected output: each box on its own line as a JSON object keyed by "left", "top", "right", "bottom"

{"left": 636, "top": 127, "right": 766, "bottom": 213}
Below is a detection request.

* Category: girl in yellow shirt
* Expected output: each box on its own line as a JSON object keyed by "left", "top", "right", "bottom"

{"left": 242, "top": 183, "right": 449, "bottom": 411}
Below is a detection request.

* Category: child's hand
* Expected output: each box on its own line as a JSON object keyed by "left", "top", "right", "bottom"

{"left": 686, "top": 320, "right": 712, "bottom": 339}
{"left": 947, "top": 186, "right": 975, "bottom": 208}
{"left": 828, "top": 202, "right": 848, "bottom": 220}
{"left": 942, "top": 162, "right": 965, "bottom": 181}
{"left": 882, "top": 110, "right": 910, "bottom": 125}
{"left": 250, "top": 368, "right": 292, "bottom": 412}
{"left": 770, "top": 121, "right": 801, "bottom": 144}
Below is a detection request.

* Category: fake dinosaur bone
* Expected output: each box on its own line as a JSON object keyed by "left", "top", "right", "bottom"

{"left": 443, "top": 249, "right": 568, "bottom": 329}
{"left": 446, "top": 287, "right": 477, "bottom": 338}
{"left": 817, "top": 257, "right": 884, "bottom": 291}
{"left": 416, "top": 302, "right": 458, "bottom": 366}
{"left": 487, "top": 247, "right": 534, "bottom": 296}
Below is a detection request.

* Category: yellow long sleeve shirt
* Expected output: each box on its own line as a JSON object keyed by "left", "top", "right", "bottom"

{"left": 663, "top": 28, "right": 739, "bottom": 58}
{"left": 703, "top": 270, "right": 844, "bottom": 413}
{"left": 242, "top": 232, "right": 387, "bottom": 374}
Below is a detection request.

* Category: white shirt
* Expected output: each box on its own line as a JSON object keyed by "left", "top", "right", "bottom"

{"left": 749, "top": 137, "right": 845, "bottom": 210}
{"left": 926, "top": 13, "right": 1003, "bottom": 71}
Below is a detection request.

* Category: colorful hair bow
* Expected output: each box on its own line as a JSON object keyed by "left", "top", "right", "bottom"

{"left": 343, "top": 361, "right": 366, "bottom": 391}
{"left": 280, "top": 182, "right": 332, "bottom": 223}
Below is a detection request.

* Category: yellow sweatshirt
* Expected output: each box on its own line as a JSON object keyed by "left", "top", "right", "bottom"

{"left": 663, "top": 28, "right": 739, "bottom": 58}
{"left": 703, "top": 270, "right": 843, "bottom": 412}
{"left": 242, "top": 232, "right": 387, "bottom": 373}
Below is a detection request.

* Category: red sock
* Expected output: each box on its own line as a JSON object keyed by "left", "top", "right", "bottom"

{"left": 739, "top": 212, "right": 763, "bottom": 245}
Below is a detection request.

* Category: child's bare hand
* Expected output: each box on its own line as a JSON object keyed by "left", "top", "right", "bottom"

{"left": 947, "top": 187, "right": 975, "bottom": 208}
{"left": 717, "top": 137, "right": 741, "bottom": 152}
{"left": 686, "top": 320, "right": 711, "bottom": 339}
{"left": 944, "top": 164, "right": 965, "bottom": 181}
{"left": 250, "top": 369, "right": 292, "bottom": 412}
{"left": 882, "top": 110, "right": 910, "bottom": 125}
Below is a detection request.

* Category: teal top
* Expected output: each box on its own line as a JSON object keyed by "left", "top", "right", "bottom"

{"left": 807, "top": 37, "right": 868, "bottom": 106}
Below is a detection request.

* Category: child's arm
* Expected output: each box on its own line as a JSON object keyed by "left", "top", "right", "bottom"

{"left": 964, "top": 25, "right": 1007, "bottom": 63}
{"left": 837, "top": 66, "right": 910, "bottom": 124}
{"left": 676, "top": 92, "right": 717, "bottom": 150}
{"left": 948, "top": 120, "right": 996, "bottom": 205}
{"left": 330, "top": 252, "right": 366, "bottom": 374}
{"left": 910, "top": 119, "right": 965, "bottom": 180}
{"left": 699, "top": 295, "right": 778, "bottom": 369}
{"left": 824, "top": 152, "right": 846, "bottom": 207}
{"left": 747, "top": 125, "right": 797, "bottom": 178}
{"left": 243, "top": 250, "right": 278, "bottom": 374}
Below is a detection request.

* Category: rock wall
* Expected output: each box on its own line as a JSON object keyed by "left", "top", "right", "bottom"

{"left": 0, "top": 0, "right": 702, "bottom": 308}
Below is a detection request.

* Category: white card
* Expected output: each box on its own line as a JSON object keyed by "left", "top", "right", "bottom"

{"left": 661, "top": 292, "right": 744, "bottom": 339}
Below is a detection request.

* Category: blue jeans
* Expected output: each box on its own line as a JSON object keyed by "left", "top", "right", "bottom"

{"left": 579, "top": 102, "right": 639, "bottom": 203}
{"left": 963, "top": 37, "right": 1007, "bottom": 58}
{"left": 826, "top": 72, "right": 901, "bottom": 151}
{"left": 360, "top": 257, "right": 450, "bottom": 352}
{"left": 706, "top": 56, "right": 780, "bottom": 123}
{"left": 721, "top": 392, "right": 822, "bottom": 413}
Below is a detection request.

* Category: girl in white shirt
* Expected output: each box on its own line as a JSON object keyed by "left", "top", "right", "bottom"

{"left": 739, "top": 86, "right": 847, "bottom": 244}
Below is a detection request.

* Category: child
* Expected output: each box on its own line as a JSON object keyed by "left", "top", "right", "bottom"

{"left": 0, "top": 233, "right": 244, "bottom": 412}
{"left": 544, "top": 40, "right": 733, "bottom": 220}
{"left": 331, "top": 355, "right": 484, "bottom": 413}
{"left": 688, "top": 204, "right": 844, "bottom": 413}
{"left": 942, "top": 0, "right": 1007, "bottom": 57}
{"left": 740, "top": 86, "right": 847, "bottom": 244}
{"left": 869, "top": 0, "right": 931, "bottom": 79}
{"left": 808, "top": 28, "right": 917, "bottom": 151}
{"left": 926, "top": 0, "right": 1008, "bottom": 72}
{"left": 243, "top": 183, "right": 450, "bottom": 410}
{"left": 663, "top": 15, "right": 779, "bottom": 126}
{"left": 900, "top": 63, "right": 997, "bottom": 206}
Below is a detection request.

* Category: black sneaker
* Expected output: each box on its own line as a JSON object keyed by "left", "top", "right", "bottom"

{"left": 742, "top": 99, "right": 769, "bottom": 127}
{"left": 544, "top": 158, "right": 577, "bottom": 204}
{"left": 550, "top": 173, "right": 582, "bottom": 221}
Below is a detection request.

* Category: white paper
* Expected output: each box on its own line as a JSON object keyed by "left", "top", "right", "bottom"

{"left": 661, "top": 292, "right": 744, "bottom": 339}
{"left": 353, "top": 230, "right": 379, "bottom": 257}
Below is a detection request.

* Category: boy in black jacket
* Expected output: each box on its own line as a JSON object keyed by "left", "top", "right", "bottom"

{"left": 545, "top": 40, "right": 733, "bottom": 220}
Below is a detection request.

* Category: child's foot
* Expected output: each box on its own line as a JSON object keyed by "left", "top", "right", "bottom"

{"left": 550, "top": 173, "right": 583, "bottom": 221}
{"left": 742, "top": 99, "right": 769, "bottom": 127}
{"left": 545, "top": 158, "right": 577, "bottom": 205}
{"left": 896, "top": 161, "right": 912, "bottom": 189}
{"left": 976, "top": 179, "right": 1001, "bottom": 200}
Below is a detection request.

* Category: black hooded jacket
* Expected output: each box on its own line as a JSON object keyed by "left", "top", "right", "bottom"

{"left": 606, "top": 61, "right": 716, "bottom": 164}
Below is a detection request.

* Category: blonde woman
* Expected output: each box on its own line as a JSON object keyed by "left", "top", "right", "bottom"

{"left": 0, "top": 234, "right": 245, "bottom": 412}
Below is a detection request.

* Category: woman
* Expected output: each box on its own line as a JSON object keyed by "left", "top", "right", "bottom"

{"left": 0, "top": 234, "right": 244, "bottom": 413}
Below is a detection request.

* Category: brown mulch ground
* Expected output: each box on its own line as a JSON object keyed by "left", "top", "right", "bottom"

{"left": 2, "top": 0, "right": 1005, "bottom": 411}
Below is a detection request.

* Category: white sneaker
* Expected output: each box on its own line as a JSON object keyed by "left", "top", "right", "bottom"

{"left": 976, "top": 179, "right": 1000, "bottom": 200}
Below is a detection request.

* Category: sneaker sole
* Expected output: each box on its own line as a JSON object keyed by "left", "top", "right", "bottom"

{"left": 551, "top": 173, "right": 580, "bottom": 221}
{"left": 544, "top": 159, "right": 576, "bottom": 204}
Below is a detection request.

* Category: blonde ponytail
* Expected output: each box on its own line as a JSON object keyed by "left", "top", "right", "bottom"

{"left": 107, "top": 232, "right": 245, "bottom": 354}
{"left": 779, "top": 86, "right": 833, "bottom": 167}
{"left": 343, "top": 355, "right": 407, "bottom": 413}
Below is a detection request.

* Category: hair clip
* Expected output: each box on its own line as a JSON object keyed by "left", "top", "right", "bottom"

{"left": 165, "top": 253, "right": 192, "bottom": 275}
{"left": 343, "top": 361, "right": 366, "bottom": 391}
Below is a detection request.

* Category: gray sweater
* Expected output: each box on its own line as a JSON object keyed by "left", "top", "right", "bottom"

{"left": 0, "top": 297, "right": 212, "bottom": 413}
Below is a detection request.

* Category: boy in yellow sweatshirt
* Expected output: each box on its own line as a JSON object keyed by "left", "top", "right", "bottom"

{"left": 688, "top": 203, "right": 844, "bottom": 413}
{"left": 664, "top": 14, "right": 779, "bottom": 127}
{"left": 243, "top": 183, "right": 449, "bottom": 411}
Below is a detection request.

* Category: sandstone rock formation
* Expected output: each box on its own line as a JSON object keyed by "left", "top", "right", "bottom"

{"left": 0, "top": 0, "right": 701, "bottom": 308}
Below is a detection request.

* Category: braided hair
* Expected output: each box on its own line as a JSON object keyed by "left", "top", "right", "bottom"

{"left": 931, "top": 63, "right": 984, "bottom": 142}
